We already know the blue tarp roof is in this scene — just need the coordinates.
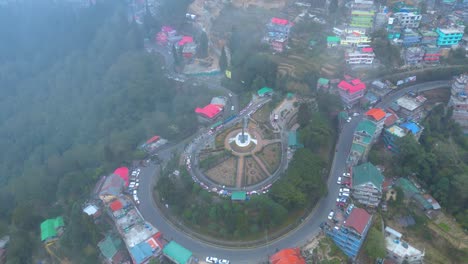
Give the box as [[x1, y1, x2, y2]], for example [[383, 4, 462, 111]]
[[400, 122, 421, 134], [130, 241, 154, 264]]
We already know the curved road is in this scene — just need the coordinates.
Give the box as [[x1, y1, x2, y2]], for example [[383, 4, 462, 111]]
[[138, 80, 451, 263]]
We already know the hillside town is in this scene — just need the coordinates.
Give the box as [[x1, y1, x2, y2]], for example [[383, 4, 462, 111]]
[[0, 0, 467, 264]]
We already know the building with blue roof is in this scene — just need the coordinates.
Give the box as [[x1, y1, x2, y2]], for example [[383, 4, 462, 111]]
[[383, 122, 423, 152], [130, 241, 154, 264]]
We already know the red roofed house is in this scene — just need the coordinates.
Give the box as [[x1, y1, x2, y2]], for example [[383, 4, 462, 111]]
[[365, 108, 387, 136], [109, 199, 123, 212], [327, 207, 372, 259], [178, 36, 193, 46], [269, 248, 306, 264], [338, 79, 367, 107], [146, 135, 160, 144], [195, 104, 223, 120], [113, 167, 129, 187]]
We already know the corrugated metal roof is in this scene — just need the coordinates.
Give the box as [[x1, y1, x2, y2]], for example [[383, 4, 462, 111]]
[[231, 191, 247, 201], [163, 241, 192, 264], [352, 162, 384, 191]]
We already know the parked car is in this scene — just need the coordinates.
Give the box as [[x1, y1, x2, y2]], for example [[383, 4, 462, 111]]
[[339, 192, 350, 197], [328, 210, 335, 220], [337, 177, 342, 184], [342, 172, 351, 177], [206, 257, 218, 263], [340, 188, 350, 193], [218, 259, 230, 264]]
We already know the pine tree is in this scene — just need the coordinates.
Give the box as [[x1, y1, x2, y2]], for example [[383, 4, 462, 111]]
[[219, 46, 228, 71]]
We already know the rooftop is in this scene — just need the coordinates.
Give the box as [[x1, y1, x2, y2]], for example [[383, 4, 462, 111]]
[[400, 122, 422, 134], [437, 27, 463, 34], [83, 204, 99, 216], [327, 36, 341, 42], [195, 104, 223, 119], [386, 125, 407, 138], [351, 142, 366, 154], [258, 87, 273, 96], [146, 135, 160, 144], [338, 79, 366, 93], [318, 77, 330, 85], [99, 174, 125, 199], [40, 216, 65, 242], [114, 167, 129, 187], [344, 207, 371, 235], [385, 226, 424, 259], [269, 248, 306, 264], [355, 119, 377, 136], [130, 241, 154, 264], [396, 96, 424, 111], [231, 191, 247, 201], [163, 241, 192, 264], [98, 234, 122, 260], [352, 162, 385, 191], [365, 108, 386, 121]]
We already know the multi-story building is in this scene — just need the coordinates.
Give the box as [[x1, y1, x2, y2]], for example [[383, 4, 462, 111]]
[[352, 162, 384, 207], [350, 10, 375, 29], [393, 12, 422, 28], [383, 122, 423, 152], [345, 47, 375, 64], [436, 27, 464, 47], [385, 226, 425, 264], [340, 31, 371, 46], [395, 95, 427, 121], [423, 45, 441, 63], [348, 120, 377, 166], [365, 108, 386, 136], [449, 74, 468, 133], [401, 29, 421, 47], [405, 47, 425, 65], [370, 80, 391, 98], [326, 206, 372, 259], [265, 17, 293, 52], [419, 30, 438, 45], [338, 79, 366, 107]]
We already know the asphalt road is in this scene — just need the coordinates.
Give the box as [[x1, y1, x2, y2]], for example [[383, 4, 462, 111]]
[[137, 80, 451, 263]]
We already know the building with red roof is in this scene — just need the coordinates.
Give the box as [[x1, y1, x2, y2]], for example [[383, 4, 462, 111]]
[[338, 79, 367, 107], [366, 108, 387, 136], [114, 167, 129, 187], [326, 206, 372, 259], [178, 36, 193, 46], [146, 136, 160, 144], [269, 248, 305, 264], [109, 199, 123, 212], [195, 104, 223, 120]]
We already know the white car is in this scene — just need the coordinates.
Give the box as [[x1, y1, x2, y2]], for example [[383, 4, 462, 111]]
[[218, 259, 230, 264], [328, 210, 335, 220], [342, 172, 351, 177], [339, 192, 350, 197], [337, 177, 342, 184], [133, 190, 137, 195], [340, 188, 350, 193], [206, 257, 218, 263], [353, 112, 360, 117], [228, 93, 233, 97]]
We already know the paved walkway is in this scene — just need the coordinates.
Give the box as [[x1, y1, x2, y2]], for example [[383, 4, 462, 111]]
[[236, 157, 244, 187]]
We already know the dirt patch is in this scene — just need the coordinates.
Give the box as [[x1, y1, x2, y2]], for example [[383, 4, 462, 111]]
[[244, 156, 268, 185], [205, 157, 237, 187], [257, 143, 281, 174]]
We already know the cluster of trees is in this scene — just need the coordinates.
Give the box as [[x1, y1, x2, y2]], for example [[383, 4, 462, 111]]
[[0, 0, 208, 263], [156, 94, 341, 241], [371, 30, 403, 68], [394, 105, 468, 228]]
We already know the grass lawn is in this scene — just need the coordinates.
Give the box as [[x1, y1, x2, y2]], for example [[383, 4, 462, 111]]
[[438, 222, 451, 232]]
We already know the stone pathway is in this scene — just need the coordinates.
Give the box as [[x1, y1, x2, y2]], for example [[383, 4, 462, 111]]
[[235, 156, 244, 188]]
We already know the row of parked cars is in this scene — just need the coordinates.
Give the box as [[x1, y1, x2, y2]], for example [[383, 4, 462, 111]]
[[206, 257, 229, 264], [129, 168, 141, 204], [328, 172, 352, 220]]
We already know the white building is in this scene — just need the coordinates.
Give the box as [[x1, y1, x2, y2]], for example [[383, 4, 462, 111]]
[[385, 226, 424, 264], [345, 48, 375, 64], [393, 12, 422, 29]]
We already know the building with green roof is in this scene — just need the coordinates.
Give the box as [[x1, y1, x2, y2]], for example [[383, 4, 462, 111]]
[[231, 191, 247, 201], [163, 241, 193, 264], [40, 216, 65, 243], [98, 234, 122, 261], [288, 131, 303, 149], [348, 120, 377, 166], [257, 87, 273, 97], [327, 36, 341, 47], [352, 162, 385, 207], [396, 178, 433, 210]]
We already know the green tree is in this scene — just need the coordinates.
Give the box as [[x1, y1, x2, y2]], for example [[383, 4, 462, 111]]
[[219, 46, 228, 71], [297, 103, 312, 127], [365, 228, 386, 260], [198, 32, 209, 58]]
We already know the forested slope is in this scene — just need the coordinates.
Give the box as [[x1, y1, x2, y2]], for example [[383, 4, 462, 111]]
[[0, 0, 206, 262]]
